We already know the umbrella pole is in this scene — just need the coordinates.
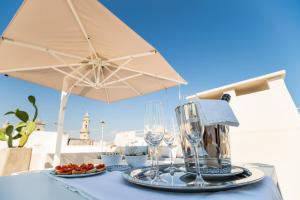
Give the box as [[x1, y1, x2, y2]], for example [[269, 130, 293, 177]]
[[54, 89, 70, 166]]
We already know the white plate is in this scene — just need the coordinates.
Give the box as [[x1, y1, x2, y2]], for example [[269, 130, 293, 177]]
[[49, 169, 106, 178], [202, 166, 244, 179], [175, 165, 244, 179]]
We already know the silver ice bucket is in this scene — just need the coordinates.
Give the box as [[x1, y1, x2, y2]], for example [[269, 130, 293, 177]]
[[175, 100, 238, 174]]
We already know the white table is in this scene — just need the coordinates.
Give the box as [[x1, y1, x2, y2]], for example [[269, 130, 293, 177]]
[[0, 163, 283, 200]]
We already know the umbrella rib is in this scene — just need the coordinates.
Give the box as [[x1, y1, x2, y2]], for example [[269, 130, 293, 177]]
[[66, 67, 95, 93], [99, 58, 132, 86], [103, 85, 129, 89], [66, 0, 97, 57], [75, 83, 93, 87], [52, 67, 92, 86], [101, 74, 142, 88], [49, 51, 94, 85], [102, 51, 186, 85], [103, 50, 157, 63], [92, 64, 97, 83], [76, 83, 129, 89], [103, 66, 142, 96], [0, 63, 84, 74], [97, 65, 101, 84], [100, 66, 110, 103], [108, 64, 187, 85], [1, 37, 87, 61], [69, 66, 94, 85]]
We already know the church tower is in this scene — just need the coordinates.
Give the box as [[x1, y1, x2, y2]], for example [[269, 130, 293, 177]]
[[80, 112, 90, 140]]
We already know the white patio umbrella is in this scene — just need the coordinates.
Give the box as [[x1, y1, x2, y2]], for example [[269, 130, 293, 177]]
[[0, 0, 187, 164]]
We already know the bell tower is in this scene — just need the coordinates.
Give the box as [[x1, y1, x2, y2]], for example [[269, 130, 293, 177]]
[[80, 112, 90, 140]]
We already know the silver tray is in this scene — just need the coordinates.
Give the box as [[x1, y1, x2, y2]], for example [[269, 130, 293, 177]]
[[123, 165, 264, 192]]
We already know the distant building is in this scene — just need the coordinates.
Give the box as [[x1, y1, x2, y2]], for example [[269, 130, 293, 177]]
[[114, 130, 146, 147], [80, 112, 90, 140], [68, 112, 94, 145]]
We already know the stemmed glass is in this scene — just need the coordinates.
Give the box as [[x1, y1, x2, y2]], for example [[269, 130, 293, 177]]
[[163, 119, 178, 175], [181, 102, 207, 186], [144, 101, 165, 183]]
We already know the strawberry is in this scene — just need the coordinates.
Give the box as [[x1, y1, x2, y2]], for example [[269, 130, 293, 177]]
[[96, 164, 105, 169]]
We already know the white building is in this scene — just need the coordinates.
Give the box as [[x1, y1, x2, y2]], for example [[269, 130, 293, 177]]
[[114, 130, 146, 147], [80, 112, 90, 140], [187, 70, 300, 200], [0, 129, 112, 170]]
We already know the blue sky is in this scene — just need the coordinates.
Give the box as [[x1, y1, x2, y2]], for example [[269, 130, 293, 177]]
[[0, 0, 300, 140]]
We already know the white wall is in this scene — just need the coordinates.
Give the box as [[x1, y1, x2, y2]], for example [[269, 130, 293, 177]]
[[189, 74, 300, 199], [224, 79, 300, 200], [230, 129, 299, 200], [229, 79, 300, 132], [1, 131, 111, 170]]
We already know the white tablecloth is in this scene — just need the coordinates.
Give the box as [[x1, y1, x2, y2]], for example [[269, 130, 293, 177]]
[[49, 171, 282, 200]]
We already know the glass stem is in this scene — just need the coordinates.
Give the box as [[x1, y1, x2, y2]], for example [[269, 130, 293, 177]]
[[155, 147, 159, 177], [193, 144, 205, 184], [150, 146, 154, 170], [170, 146, 173, 168]]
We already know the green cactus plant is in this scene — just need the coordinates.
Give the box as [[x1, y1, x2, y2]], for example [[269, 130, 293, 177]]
[[0, 128, 7, 141], [1, 96, 38, 148], [5, 125, 14, 148], [18, 121, 37, 147]]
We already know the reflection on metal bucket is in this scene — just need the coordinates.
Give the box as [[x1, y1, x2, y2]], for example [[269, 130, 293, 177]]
[[175, 105, 232, 174]]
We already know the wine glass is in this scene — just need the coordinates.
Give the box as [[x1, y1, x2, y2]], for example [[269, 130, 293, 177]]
[[181, 102, 207, 186], [163, 119, 178, 175], [144, 101, 165, 183], [144, 135, 155, 178]]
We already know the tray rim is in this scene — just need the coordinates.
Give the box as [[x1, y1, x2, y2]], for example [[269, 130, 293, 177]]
[[122, 165, 264, 192]]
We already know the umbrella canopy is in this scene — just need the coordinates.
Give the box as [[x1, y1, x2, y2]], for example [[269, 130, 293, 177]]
[[0, 0, 187, 164], [0, 0, 186, 103]]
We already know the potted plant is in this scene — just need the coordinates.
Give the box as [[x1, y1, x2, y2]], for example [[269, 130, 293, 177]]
[[0, 96, 38, 176]]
